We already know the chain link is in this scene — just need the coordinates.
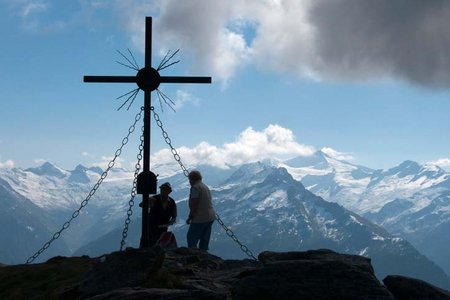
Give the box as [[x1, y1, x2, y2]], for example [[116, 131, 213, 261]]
[[119, 124, 145, 251], [25, 107, 145, 264], [215, 213, 258, 260], [151, 107, 190, 177], [151, 107, 258, 261]]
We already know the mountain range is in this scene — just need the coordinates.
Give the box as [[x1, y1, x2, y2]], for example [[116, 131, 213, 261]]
[[1, 155, 450, 289], [276, 151, 450, 276]]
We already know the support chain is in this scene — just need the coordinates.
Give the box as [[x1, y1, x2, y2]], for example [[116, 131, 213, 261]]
[[119, 124, 145, 251], [25, 107, 145, 264], [151, 107, 189, 177], [151, 107, 258, 261], [215, 213, 258, 260]]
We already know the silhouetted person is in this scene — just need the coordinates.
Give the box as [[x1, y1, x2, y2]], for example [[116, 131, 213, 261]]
[[140, 182, 177, 245], [186, 170, 216, 251]]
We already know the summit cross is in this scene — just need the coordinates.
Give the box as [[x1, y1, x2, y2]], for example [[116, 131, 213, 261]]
[[84, 16, 212, 248]]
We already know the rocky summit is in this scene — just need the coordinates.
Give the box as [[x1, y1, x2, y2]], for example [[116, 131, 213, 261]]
[[1, 247, 449, 300]]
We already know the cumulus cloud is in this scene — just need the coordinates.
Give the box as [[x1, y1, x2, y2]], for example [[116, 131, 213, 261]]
[[157, 0, 252, 84], [151, 124, 315, 169], [116, 0, 253, 84], [117, 0, 450, 87], [309, 0, 450, 87], [0, 159, 15, 169]]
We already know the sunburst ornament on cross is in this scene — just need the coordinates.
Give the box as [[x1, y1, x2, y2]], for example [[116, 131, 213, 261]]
[[83, 16, 212, 248]]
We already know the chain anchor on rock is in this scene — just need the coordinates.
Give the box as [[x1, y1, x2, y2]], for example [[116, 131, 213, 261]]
[[151, 106, 258, 261], [25, 107, 145, 264]]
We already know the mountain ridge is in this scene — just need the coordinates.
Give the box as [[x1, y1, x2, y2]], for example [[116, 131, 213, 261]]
[[1, 158, 450, 288]]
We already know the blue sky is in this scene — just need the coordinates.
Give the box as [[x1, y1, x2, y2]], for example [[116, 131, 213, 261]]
[[1, 0, 450, 172]]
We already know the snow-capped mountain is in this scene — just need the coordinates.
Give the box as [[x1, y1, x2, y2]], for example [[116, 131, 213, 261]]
[[0, 177, 69, 263], [0, 162, 136, 252], [1, 159, 450, 289], [1, 162, 133, 211], [71, 161, 450, 289], [277, 151, 450, 276], [209, 162, 450, 288], [279, 150, 374, 210]]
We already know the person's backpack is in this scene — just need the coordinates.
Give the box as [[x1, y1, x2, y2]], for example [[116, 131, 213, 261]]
[[157, 231, 177, 249]]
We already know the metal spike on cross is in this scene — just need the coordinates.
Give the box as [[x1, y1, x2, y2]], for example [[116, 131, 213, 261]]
[[84, 16, 212, 248]]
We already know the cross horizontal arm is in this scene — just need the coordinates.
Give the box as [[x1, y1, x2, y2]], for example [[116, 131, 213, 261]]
[[84, 76, 136, 83], [160, 76, 212, 84]]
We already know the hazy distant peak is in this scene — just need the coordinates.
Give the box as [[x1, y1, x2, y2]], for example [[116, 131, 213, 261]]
[[384, 160, 421, 178], [39, 161, 57, 169], [68, 164, 91, 184], [422, 163, 446, 174], [220, 161, 289, 188], [74, 164, 88, 172], [260, 157, 283, 167], [88, 166, 104, 175], [262, 166, 300, 188], [399, 160, 421, 169], [26, 162, 66, 178], [315, 149, 329, 157], [230, 161, 268, 177], [284, 151, 330, 169]]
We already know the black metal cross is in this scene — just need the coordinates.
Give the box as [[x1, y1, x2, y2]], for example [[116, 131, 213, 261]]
[[84, 16, 211, 248]]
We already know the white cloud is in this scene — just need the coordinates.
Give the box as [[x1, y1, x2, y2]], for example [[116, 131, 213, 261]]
[[155, 0, 249, 84], [81, 151, 89, 157], [115, 0, 253, 84], [153, 89, 199, 111], [0, 159, 15, 169], [92, 156, 125, 169], [22, 1, 48, 17], [34, 158, 47, 165], [321, 147, 354, 161], [428, 158, 450, 168], [151, 124, 315, 169], [172, 90, 199, 110], [116, 0, 450, 87], [5, 0, 68, 33]]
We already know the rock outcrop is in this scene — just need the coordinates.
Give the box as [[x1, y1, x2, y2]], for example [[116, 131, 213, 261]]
[[384, 275, 450, 300], [233, 249, 394, 299], [1, 247, 449, 299]]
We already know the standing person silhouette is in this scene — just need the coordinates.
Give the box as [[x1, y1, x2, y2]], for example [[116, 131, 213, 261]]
[[186, 170, 216, 251], [140, 182, 177, 246]]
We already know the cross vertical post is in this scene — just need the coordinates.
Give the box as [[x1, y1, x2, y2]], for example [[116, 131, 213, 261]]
[[84, 16, 211, 249], [141, 17, 152, 248]]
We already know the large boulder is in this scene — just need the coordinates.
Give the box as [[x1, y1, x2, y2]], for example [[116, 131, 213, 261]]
[[383, 275, 450, 300], [232, 249, 394, 300]]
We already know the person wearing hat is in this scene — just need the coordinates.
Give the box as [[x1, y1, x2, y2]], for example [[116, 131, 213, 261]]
[[140, 182, 177, 246]]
